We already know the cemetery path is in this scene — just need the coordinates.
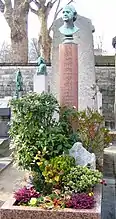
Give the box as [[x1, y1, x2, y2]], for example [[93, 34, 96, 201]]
[[0, 163, 25, 207]]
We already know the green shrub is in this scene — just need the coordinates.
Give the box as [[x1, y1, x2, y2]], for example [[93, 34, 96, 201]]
[[41, 155, 75, 186], [59, 107, 80, 144], [60, 107, 111, 170], [9, 92, 71, 170], [31, 154, 75, 193], [62, 165, 102, 193]]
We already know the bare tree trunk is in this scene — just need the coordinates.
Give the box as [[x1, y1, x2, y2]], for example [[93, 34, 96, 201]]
[[11, 1, 28, 63], [0, 0, 29, 63], [11, 16, 28, 63], [39, 11, 52, 63]]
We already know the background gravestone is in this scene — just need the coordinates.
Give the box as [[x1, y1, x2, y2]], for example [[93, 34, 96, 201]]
[[51, 14, 96, 110]]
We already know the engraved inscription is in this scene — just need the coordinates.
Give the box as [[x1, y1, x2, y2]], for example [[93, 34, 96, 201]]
[[60, 45, 78, 108]]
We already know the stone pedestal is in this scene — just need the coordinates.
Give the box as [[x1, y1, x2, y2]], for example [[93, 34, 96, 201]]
[[59, 43, 78, 108], [33, 74, 48, 94], [51, 16, 96, 110]]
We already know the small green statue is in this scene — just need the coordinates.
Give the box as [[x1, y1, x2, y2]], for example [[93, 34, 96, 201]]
[[37, 56, 47, 76], [59, 5, 79, 37], [15, 69, 23, 99]]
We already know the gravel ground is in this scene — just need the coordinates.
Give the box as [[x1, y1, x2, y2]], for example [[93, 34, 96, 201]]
[[0, 164, 25, 207]]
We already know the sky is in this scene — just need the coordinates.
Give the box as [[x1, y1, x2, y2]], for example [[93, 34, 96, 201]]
[[0, 0, 116, 55]]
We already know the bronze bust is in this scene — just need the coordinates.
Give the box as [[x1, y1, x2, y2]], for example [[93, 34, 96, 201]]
[[59, 5, 79, 37]]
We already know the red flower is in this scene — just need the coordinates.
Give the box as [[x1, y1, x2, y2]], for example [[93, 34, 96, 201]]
[[100, 179, 107, 186]]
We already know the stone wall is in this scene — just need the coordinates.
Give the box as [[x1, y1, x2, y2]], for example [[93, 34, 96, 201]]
[[96, 66, 115, 127], [0, 66, 51, 97], [0, 65, 115, 126]]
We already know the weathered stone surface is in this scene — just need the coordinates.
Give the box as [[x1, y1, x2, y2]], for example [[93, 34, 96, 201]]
[[51, 15, 96, 110], [69, 142, 96, 169], [103, 146, 116, 178], [101, 178, 116, 219], [0, 66, 51, 97], [101, 146, 116, 219], [96, 66, 115, 125], [0, 138, 10, 157], [59, 44, 78, 108]]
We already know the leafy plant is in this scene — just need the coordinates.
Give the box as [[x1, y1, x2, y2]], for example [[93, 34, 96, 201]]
[[29, 192, 65, 209], [59, 106, 80, 144], [60, 107, 111, 153], [62, 166, 102, 193], [41, 155, 75, 187], [60, 107, 111, 170], [14, 187, 40, 205], [65, 192, 95, 209], [75, 108, 111, 153], [9, 92, 71, 170]]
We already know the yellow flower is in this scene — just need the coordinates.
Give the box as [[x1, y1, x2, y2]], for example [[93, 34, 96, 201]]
[[30, 198, 37, 206], [54, 175, 60, 182], [37, 161, 43, 166], [88, 192, 94, 197]]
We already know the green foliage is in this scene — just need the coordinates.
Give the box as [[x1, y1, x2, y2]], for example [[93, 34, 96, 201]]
[[75, 108, 111, 152], [60, 107, 111, 155], [9, 92, 71, 170], [59, 107, 81, 144], [41, 155, 75, 186], [62, 166, 102, 193]]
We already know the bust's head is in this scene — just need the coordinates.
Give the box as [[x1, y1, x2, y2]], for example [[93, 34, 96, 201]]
[[16, 69, 22, 77], [37, 57, 45, 66], [62, 5, 77, 23]]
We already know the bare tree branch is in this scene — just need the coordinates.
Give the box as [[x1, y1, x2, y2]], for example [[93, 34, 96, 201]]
[[31, 0, 41, 9], [49, 0, 74, 32], [46, 0, 61, 17], [48, 0, 61, 32], [1, 0, 13, 28], [46, 1, 54, 16], [32, 38, 39, 56], [29, 5, 38, 15], [0, 0, 13, 13], [4, 0, 12, 10], [39, 0, 46, 5], [0, 0, 4, 13], [28, 0, 33, 3], [51, 0, 58, 4]]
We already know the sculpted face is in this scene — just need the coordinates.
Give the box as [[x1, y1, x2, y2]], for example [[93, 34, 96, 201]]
[[59, 5, 79, 37], [37, 57, 45, 65], [62, 7, 74, 22]]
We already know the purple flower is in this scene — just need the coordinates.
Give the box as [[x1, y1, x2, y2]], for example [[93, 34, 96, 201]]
[[65, 193, 95, 209], [14, 187, 40, 204]]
